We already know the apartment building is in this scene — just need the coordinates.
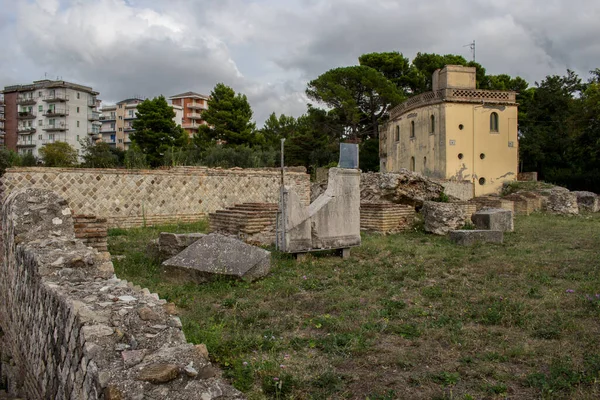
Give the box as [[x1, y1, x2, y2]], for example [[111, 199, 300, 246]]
[[1, 80, 100, 158], [0, 94, 5, 147], [98, 98, 183, 150], [168, 92, 209, 137]]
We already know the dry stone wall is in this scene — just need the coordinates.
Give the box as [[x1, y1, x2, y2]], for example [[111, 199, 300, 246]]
[[0, 188, 243, 400], [0, 167, 309, 228]]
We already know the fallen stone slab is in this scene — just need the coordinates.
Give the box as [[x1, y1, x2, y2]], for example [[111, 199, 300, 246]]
[[449, 230, 503, 246], [572, 191, 599, 213], [471, 208, 514, 232], [162, 233, 271, 283]]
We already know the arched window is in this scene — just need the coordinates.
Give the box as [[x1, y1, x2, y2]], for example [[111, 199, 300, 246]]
[[490, 112, 499, 132], [410, 121, 415, 138], [430, 115, 435, 134], [410, 157, 415, 172], [395, 125, 400, 141]]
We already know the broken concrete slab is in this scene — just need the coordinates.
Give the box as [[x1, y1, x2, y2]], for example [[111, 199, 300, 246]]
[[162, 233, 270, 283], [471, 208, 514, 232], [572, 191, 599, 213], [449, 230, 503, 246], [281, 168, 361, 253]]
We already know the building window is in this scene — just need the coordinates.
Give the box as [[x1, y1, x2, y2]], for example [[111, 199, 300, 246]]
[[118, 139, 123, 143], [110, 134, 116, 142], [38, 91, 42, 97], [110, 123, 115, 130], [410, 157, 415, 172], [395, 126, 400, 141], [77, 92, 80, 99], [38, 135, 42, 140], [490, 112, 499, 132], [77, 135, 80, 141], [49, 118, 55, 126], [38, 105, 43, 112], [430, 115, 435, 134], [77, 121, 80, 128], [410, 121, 415, 138], [423, 156, 427, 170], [129, 110, 135, 118], [118, 128, 123, 132], [77, 107, 80, 113], [110, 112, 116, 119], [118, 104, 123, 109], [38, 120, 43, 126]]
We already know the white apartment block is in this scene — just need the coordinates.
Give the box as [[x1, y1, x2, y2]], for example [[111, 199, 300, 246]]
[[2, 80, 100, 159]]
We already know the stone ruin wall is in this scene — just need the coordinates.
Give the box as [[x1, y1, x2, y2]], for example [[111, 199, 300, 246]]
[[0, 188, 243, 399], [0, 166, 310, 228]]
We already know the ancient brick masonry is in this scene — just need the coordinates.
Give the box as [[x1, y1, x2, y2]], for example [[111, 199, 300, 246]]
[[0, 166, 310, 229], [208, 203, 278, 245], [0, 188, 243, 399], [360, 203, 416, 234], [74, 215, 108, 252]]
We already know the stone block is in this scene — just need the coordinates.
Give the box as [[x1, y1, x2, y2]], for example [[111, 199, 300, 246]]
[[157, 232, 205, 259], [162, 233, 271, 282], [421, 201, 469, 235], [471, 208, 514, 232], [544, 191, 579, 215], [449, 230, 503, 246], [572, 191, 599, 213]]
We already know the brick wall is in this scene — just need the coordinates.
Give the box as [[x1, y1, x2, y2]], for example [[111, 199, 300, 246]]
[[73, 214, 108, 252], [0, 166, 310, 228], [0, 188, 242, 399]]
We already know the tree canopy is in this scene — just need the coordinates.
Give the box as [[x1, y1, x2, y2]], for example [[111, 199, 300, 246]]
[[39, 141, 78, 167], [194, 83, 258, 148], [130, 95, 188, 167]]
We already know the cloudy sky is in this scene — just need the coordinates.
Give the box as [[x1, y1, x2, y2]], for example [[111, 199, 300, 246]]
[[1, 0, 598, 125]]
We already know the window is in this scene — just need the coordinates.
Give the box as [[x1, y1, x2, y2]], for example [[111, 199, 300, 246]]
[[410, 157, 415, 172], [118, 139, 123, 143], [110, 112, 116, 119], [118, 128, 123, 132], [38, 91, 42, 97], [77, 135, 80, 141], [129, 110, 134, 118], [77, 107, 80, 113], [38, 135, 42, 140], [110, 123, 115, 130], [430, 115, 435, 134], [118, 104, 123, 109], [49, 134, 55, 140], [38, 120, 42, 126], [38, 105, 43, 112], [77, 92, 80, 99], [118, 116, 122, 120], [49, 118, 55, 126], [395, 126, 400, 141], [110, 134, 116, 142], [77, 121, 80, 128], [410, 121, 415, 138], [423, 156, 427, 170], [490, 112, 499, 132]]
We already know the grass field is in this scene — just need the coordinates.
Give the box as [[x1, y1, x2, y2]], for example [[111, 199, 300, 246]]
[[108, 213, 600, 399]]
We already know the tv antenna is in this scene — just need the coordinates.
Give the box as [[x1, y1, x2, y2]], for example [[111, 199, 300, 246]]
[[463, 40, 475, 62]]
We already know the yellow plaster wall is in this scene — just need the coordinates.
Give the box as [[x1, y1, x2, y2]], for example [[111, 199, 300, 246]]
[[384, 104, 445, 177], [444, 103, 518, 196]]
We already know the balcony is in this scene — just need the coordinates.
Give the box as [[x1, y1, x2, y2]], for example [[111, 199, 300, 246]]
[[18, 111, 36, 119], [186, 112, 203, 120], [100, 127, 116, 133], [43, 123, 68, 131], [182, 122, 201, 130], [124, 126, 135, 132], [88, 111, 100, 121], [43, 108, 69, 117], [17, 127, 36, 134], [17, 140, 36, 147], [17, 96, 36, 105], [187, 101, 206, 110], [43, 93, 69, 102], [99, 115, 116, 121], [88, 97, 98, 107]]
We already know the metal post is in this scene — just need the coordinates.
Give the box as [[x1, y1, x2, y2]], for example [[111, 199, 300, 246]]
[[277, 139, 286, 251]]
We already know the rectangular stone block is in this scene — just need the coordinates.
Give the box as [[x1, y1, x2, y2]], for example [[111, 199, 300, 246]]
[[471, 208, 514, 232], [449, 230, 503, 246]]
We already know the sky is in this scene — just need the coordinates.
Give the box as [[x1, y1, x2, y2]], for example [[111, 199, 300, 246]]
[[1, 0, 599, 125]]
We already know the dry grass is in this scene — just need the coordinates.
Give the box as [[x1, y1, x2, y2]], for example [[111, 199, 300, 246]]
[[109, 212, 600, 399]]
